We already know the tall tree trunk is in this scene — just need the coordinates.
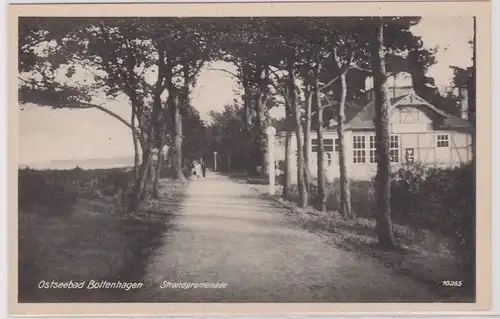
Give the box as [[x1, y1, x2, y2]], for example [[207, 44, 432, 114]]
[[338, 72, 353, 218], [303, 84, 313, 195], [282, 101, 294, 200], [152, 152, 164, 196], [290, 64, 308, 208], [128, 46, 166, 213], [371, 20, 397, 250], [314, 82, 326, 211], [142, 93, 164, 201], [128, 131, 155, 214], [252, 63, 269, 176], [139, 150, 154, 201], [152, 109, 167, 198], [255, 92, 266, 174], [172, 92, 185, 180], [131, 106, 140, 181], [251, 94, 263, 175], [242, 62, 252, 172]]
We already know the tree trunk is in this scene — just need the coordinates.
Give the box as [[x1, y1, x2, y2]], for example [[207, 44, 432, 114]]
[[303, 84, 313, 195], [290, 64, 308, 208], [152, 152, 164, 196], [242, 63, 252, 172], [314, 82, 326, 211], [128, 139, 154, 214], [172, 92, 185, 180], [282, 102, 293, 200], [254, 91, 267, 174], [371, 20, 397, 250], [131, 107, 140, 181], [152, 124, 167, 198], [252, 63, 269, 176], [338, 72, 353, 218]]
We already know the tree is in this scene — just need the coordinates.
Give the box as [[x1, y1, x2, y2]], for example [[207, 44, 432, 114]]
[[18, 18, 214, 211], [299, 18, 358, 215], [148, 18, 214, 181], [207, 103, 250, 171], [18, 17, 158, 213], [214, 18, 277, 175], [289, 59, 308, 208], [371, 18, 398, 249]]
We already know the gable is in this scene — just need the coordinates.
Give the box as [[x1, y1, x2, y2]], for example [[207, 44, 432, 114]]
[[390, 106, 433, 124], [343, 91, 472, 131]]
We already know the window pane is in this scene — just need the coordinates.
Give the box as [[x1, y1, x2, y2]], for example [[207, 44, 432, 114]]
[[437, 134, 449, 148], [390, 149, 399, 162], [370, 150, 377, 163], [324, 139, 334, 145]]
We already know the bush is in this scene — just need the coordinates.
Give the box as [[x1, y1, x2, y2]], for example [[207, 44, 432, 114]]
[[18, 169, 78, 217], [391, 163, 475, 243], [285, 162, 475, 252], [18, 167, 134, 217]]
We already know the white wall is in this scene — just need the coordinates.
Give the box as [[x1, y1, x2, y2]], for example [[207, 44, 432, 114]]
[[274, 105, 473, 183]]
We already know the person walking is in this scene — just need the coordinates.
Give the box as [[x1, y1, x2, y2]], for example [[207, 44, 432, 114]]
[[201, 160, 206, 178]]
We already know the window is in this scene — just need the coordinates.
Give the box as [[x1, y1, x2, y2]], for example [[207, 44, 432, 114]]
[[353, 136, 366, 163], [390, 135, 399, 163], [312, 138, 334, 152], [400, 107, 419, 123], [369, 135, 398, 163], [324, 139, 334, 152], [437, 134, 449, 148], [369, 135, 377, 163], [326, 153, 332, 166]]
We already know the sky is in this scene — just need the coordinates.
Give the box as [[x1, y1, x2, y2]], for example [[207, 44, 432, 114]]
[[19, 16, 474, 166]]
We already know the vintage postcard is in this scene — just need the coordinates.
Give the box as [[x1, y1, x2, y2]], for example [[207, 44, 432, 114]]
[[8, 1, 492, 317]]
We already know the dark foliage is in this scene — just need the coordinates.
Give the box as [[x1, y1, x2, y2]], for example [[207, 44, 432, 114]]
[[18, 167, 134, 217], [286, 163, 475, 262]]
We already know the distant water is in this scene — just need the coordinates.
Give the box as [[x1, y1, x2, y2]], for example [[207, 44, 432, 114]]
[[19, 156, 136, 170]]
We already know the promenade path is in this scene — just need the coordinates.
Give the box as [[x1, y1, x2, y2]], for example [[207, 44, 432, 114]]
[[137, 172, 436, 302]]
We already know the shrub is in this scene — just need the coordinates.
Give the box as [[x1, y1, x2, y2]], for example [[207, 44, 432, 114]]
[[390, 163, 475, 244], [18, 169, 78, 217], [18, 167, 135, 217], [284, 162, 475, 252]]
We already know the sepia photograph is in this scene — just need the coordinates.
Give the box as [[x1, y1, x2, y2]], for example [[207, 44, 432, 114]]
[[9, 1, 492, 316]]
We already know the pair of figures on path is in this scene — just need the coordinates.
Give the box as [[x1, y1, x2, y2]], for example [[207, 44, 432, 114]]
[[190, 160, 206, 178]]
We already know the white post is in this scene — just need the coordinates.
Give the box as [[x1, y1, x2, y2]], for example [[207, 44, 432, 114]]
[[266, 126, 276, 195], [213, 151, 218, 172]]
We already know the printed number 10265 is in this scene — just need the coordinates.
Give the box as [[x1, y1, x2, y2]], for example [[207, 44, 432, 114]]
[[442, 280, 463, 287]]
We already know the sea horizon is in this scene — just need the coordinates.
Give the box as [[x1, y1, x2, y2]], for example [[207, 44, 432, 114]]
[[18, 155, 136, 170]]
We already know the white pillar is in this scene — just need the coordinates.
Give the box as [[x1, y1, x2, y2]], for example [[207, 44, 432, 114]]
[[213, 151, 218, 171], [266, 126, 276, 195]]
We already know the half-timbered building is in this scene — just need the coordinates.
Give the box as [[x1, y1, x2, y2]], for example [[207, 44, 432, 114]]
[[275, 71, 474, 182]]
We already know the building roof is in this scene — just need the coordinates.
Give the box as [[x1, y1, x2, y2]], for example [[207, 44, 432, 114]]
[[326, 90, 473, 132]]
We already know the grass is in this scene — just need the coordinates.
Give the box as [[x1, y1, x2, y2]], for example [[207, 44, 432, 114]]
[[18, 168, 187, 302]]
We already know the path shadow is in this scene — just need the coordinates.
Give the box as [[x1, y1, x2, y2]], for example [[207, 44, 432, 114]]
[[17, 178, 185, 303]]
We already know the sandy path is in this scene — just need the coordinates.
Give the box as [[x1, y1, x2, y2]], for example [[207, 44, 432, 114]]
[[136, 172, 436, 302]]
